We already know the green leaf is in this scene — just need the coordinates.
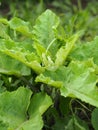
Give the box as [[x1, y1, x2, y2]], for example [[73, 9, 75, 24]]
[[35, 69, 63, 88], [0, 39, 44, 74], [52, 115, 89, 130], [36, 60, 98, 107], [0, 18, 9, 25], [9, 17, 33, 38], [33, 9, 60, 55], [28, 92, 53, 117], [70, 36, 98, 65], [59, 97, 70, 116], [65, 116, 89, 130], [91, 108, 98, 130], [0, 51, 30, 76], [52, 116, 70, 130], [0, 87, 32, 130], [60, 61, 98, 107], [55, 32, 80, 67], [0, 23, 10, 39], [33, 42, 49, 62], [0, 87, 52, 130], [16, 114, 43, 130]]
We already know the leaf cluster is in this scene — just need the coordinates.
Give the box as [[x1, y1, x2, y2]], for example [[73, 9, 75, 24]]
[[0, 1, 98, 130]]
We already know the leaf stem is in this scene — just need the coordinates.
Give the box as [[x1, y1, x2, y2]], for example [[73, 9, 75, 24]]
[[46, 38, 56, 54]]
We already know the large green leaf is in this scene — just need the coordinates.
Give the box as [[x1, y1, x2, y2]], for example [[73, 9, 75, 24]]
[[0, 17, 45, 74], [36, 60, 98, 107], [33, 9, 60, 55], [61, 60, 98, 107], [0, 38, 44, 74], [0, 87, 32, 130], [0, 87, 52, 130]]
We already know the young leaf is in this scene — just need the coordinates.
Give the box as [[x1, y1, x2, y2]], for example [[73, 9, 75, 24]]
[[55, 32, 80, 67]]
